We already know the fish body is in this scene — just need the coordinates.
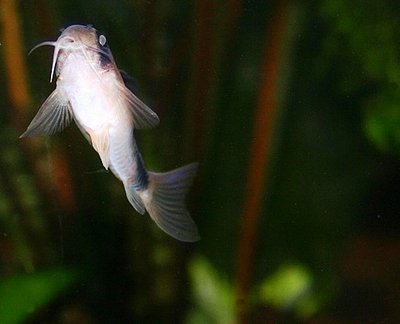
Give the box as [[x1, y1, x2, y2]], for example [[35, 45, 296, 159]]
[[21, 25, 199, 242]]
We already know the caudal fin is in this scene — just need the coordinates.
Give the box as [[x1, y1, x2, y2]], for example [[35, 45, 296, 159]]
[[141, 163, 200, 242]]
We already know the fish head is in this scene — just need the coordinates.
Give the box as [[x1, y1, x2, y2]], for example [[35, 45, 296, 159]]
[[30, 24, 114, 82]]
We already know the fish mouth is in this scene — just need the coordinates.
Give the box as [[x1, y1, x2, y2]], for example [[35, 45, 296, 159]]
[[29, 38, 113, 83]]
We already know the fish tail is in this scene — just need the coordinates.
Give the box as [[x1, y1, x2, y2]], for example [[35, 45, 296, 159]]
[[140, 162, 200, 242]]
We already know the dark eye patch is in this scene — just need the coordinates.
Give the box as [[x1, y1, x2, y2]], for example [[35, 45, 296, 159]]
[[99, 50, 112, 69], [95, 33, 112, 69]]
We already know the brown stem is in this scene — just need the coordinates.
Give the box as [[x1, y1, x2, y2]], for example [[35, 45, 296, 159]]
[[0, 0, 31, 119], [183, 0, 215, 161], [184, 0, 244, 164], [234, 1, 289, 322], [1, 0, 77, 264]]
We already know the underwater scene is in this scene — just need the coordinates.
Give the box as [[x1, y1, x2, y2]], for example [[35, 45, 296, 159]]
[[1, 0, 400, 323]]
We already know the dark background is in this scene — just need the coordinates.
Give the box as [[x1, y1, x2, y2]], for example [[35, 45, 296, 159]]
[[1, 0, 400, 322]]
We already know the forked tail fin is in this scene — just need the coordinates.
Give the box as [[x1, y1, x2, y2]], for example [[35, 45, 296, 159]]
[[141, 163, 200, 242]]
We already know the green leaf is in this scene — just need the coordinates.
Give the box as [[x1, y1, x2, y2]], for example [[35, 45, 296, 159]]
[[0, 268, 79, 324], [364, 90, 400, 154], [258, 263, 320, 318], [187, 257, 235, 324]]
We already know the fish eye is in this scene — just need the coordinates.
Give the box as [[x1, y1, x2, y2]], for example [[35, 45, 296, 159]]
[[99, 35, 107, 46]]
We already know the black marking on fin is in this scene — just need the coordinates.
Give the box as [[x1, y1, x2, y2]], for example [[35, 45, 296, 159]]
[[133, 151, 149, 191]]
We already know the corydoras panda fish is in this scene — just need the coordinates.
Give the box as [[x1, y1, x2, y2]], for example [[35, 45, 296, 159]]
[[21, 24, 199, 242]]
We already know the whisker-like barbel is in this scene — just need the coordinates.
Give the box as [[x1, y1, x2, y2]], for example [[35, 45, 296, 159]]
[[28, 41, 56, 55], [29, 41, 60, 82]]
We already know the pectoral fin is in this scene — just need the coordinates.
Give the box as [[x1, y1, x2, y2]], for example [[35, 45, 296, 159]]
[[20, 90, 72, 137], [87, 128, 110, 169], [117, 82, 159, 129], [120, 69, 139, 95]]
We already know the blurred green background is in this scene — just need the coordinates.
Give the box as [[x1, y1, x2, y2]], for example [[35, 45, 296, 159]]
[[1, 0, 400, 323]]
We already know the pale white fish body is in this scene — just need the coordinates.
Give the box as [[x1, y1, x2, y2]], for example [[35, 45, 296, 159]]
[[21, 24, 200, 242], [57, 49, 134, 171], [58, 54, 124, 131]]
